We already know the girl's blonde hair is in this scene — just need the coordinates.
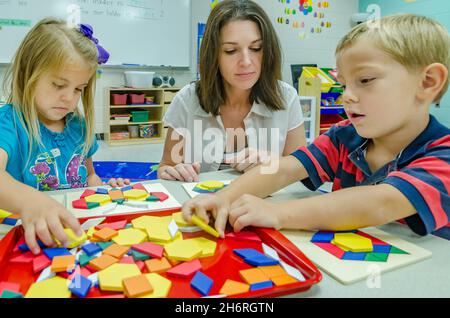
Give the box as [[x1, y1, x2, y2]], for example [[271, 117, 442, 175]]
[[3, 17, 98, 161], [336, 14, 450, 103]]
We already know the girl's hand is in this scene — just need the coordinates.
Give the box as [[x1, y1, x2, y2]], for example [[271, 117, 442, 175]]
[[182, 193, 231, 238], [21, 195, 82, 255], [107, 178, 131, 188], [228, 194, 281, 232], [225, 148, 271, 173], [159, 163, 201, 182]]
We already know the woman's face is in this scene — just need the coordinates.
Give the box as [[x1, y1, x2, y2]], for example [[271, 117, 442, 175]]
[[219, 19, 263, 92]]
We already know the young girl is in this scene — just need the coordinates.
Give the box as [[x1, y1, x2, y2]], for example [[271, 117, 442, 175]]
[[0, 18, 110, 254]]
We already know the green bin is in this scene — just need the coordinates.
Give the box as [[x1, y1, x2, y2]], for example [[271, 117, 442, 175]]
[[131, 110, 149, 123]]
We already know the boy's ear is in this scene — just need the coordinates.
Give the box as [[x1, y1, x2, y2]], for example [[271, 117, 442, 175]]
[[418, 63, 448, 103]]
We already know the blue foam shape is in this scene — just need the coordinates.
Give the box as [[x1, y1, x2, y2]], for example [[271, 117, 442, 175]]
[[233, 248, 264, 260], [342, 252, 367, 261], [69, 274, 92, 298], [190, 271, 213, 296], [244, 255, 279, 266], [2, 218, 19, 226], [311, 232, 334, 243], [19, 240, 46, 252], [96, 188, 109, 194], [372, 245, 391, 253], [193, 187, 215, 194], [250, 280, 273, 291], [81, 243, 102, 256], [43, 247, 71, 260], [121, 185, 133, 191]]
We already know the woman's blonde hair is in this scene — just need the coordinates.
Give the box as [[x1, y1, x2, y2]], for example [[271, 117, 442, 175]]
[[336, 14, 450, 103], [196, 0, 283, 116], [3, 17, 98, 162]]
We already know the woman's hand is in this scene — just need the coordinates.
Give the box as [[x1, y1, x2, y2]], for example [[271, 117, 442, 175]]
[[182, 193, 231, 237], [159, 163, 201, 182], [20, 195, 83, 255]]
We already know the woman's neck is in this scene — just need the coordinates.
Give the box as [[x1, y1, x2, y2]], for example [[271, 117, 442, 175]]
[[223, 84, 252, 110]]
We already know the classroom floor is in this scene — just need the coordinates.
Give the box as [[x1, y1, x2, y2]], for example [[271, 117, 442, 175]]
[[94, 141, 164, 163]]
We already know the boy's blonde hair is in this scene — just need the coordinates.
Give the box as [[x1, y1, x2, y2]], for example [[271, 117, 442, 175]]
[[336, 14, 450, 103], [3, 17, 98, 161]]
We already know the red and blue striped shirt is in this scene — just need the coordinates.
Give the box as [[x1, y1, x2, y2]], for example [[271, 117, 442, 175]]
[[291, 115, 450, 239]]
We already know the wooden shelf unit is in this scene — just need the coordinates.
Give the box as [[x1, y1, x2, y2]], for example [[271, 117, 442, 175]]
[[105, 87, 180, 146]]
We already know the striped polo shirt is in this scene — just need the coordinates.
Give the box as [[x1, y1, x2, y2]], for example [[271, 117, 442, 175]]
[[291, 115, 450, 239]]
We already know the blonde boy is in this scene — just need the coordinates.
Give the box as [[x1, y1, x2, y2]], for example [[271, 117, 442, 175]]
[[182, 14, 450, 239]]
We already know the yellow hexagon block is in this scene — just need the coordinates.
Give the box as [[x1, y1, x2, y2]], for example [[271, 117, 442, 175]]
[[151, 232, 183, 246], [164, 239, 202, 261], [146, 225, 172, 243], [123, 189, 148, 201], [54, 228, 87, 249], [140, 273, 172, 298], [85, 194, 112, 206], [333, 233, 373, 253], [198, 180, 224, 190], [172, 212, 191, 227], [132, 216, 165, 230], [189, 237, 217, 258], [112, 228, 147, 246], [25, 277, 71, 298], [98, 263, 141, 292]]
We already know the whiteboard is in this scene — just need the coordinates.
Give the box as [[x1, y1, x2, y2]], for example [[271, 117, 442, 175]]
[[0, 0, 191, 67]]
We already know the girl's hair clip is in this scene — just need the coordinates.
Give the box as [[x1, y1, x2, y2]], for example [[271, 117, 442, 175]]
[[79, 23, 110, 65]]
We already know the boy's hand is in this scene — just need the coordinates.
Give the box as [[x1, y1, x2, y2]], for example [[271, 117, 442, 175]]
[[182, 193, 231, 238], [229, 194, 281, 232], [225, 148, 271, 173], [21, 195, 82, 255], [107, 178, 131, 188], [159, 163, 201, 182]]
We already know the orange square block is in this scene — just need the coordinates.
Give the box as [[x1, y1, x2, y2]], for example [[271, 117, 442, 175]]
[[271, 275, 298, 286], [89, 254, 118, 271], [93, 228, 118, 242], [109, 190, 125, 201], [258, 265, 286, 279], [103, 244, 130, 259], [239, 268, 269, 284], [123, 275, 153, 298], [219, 279, 249, 296], [51, 255, 76, 273], [145, 257, 172, 274]]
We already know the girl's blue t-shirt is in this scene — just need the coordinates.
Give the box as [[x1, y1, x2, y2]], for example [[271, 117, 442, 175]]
[[0, 104, 98, 191]]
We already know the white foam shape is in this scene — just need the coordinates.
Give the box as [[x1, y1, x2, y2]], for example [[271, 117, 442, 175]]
[[36, 266, 56, 283], [168, 220, 179, 238], [81, 217, 106, 231], [280, 260, 306, 282], [262, 243, 280, 260]]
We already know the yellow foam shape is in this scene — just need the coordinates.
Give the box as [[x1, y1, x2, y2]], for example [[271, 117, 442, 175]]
[[123, 189, 148, 201], [112, 228, 147, 246], [198, 180, 224, 190], [0, 209, 12, 219], [331, 239, 349, 252], [25, 277, 71, 298], [146, 225, 172, 243], [85, 194, 112, 206], [333, 233, 373, 253], [191, 215, 219, 238], [150, 232, 183, 247], [54, 228, 87, 249], [140, 273, 172, 298], [86, 227, 96, 239], [164, 239, 203, 261], [98, 263, 141, 292], [132, 216, 165, 230], [189, 237, 217, 258], [172, 212, 191, 227]]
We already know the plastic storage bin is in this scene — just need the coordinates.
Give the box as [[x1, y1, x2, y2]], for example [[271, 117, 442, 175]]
[[139, 124, 158, 138], [129, 93, 145, 105], [127, 126, 139, 138], [124, 71, 155, 88], [131, 110, 149, 123], [111, 93, 128, 105]]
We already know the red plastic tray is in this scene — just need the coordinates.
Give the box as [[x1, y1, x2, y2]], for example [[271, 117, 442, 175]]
[[0, 210, 322, 298]]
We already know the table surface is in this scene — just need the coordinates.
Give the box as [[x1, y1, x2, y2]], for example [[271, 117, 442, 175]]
[[39, 169, 450, 298]]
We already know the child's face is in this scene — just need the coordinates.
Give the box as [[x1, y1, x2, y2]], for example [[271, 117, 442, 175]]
[[34, 61, 93, 126], [336, 38, 424, 139], [219, 19, 263, 93]]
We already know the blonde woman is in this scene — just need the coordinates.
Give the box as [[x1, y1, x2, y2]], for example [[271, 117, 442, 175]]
[[0, 18, 110, 254], [159, 0, 306, 182]]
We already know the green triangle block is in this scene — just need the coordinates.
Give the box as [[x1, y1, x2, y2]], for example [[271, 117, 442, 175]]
[[113, 199, 125, 205], [97, 241, 114, 250], [130, 250, 151, 261], [79, 253, 96, 267], [87, 202, 101, 209], [1, 290, 23, 298], [146, 196, 160, 202], [125, 223, 133, 229], [390, 246, 409, 255], [365, 252, 389, 262]]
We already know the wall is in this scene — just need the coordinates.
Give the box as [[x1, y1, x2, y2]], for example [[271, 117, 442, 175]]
[[0, 0, 359, 134], [359, 0, 450, 127]]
